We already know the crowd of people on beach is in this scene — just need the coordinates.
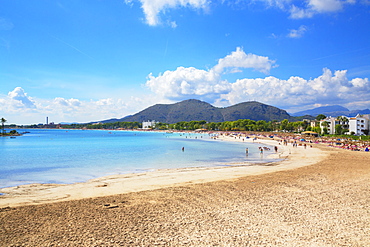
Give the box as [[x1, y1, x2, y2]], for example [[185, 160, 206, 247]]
[[211, 131, 370, 152], [164, 129, 370, 152]]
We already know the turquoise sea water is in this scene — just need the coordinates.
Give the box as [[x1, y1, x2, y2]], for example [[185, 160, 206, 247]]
[[0, 129, 276, 188]]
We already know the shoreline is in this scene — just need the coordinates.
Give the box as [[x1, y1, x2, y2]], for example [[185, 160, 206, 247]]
[[1, 133, 369, 246], [0, 135, 327, 208]]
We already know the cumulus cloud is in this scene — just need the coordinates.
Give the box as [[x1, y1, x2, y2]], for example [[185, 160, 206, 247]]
[[96, 98, 114, 106], [222, 68, 370, 110], [213, 47, 276, 74], [146, 66, 230, 101], [146, 47, 276, 101], [53, 97, 81, 107], [287, 25, 308, 38], [0, 87, 151, 124], [2, 66, 369, 124], [145, 47, 370, 111], [289, 5, 315, 18], [289, 0, 356, 18], [308, 0, 344, 12], [169, 21, 177, 28], [127, 0, 365, 26], [254, 0, 359, 19], [127, 0, 209, 26], [43, 97, 132, 122], [7, 87, 36, 109]]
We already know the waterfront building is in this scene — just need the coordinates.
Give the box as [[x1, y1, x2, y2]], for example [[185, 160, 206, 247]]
[[349, 114, 370, 135], [319, 114, 369, 135], [142, 120, 158, 129]]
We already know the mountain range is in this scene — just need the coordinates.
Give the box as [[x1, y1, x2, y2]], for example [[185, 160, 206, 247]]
[[292, 105, 370, 117], [93, 99, 369, 124], [97, 99, 294, 124]]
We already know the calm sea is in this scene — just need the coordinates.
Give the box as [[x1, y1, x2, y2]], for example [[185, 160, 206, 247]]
[[0, 129, 276, 188]]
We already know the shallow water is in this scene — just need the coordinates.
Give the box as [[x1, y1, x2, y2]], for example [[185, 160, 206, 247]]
[[0, 129, 276, 188]]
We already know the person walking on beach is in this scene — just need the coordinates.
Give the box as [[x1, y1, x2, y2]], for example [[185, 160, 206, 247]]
[[274, 146, 278, 152]]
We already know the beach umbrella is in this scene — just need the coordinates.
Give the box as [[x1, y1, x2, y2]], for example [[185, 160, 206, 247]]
[[301, 131, 319, 137]]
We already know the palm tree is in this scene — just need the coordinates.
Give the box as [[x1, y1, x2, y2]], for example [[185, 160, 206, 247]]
[[1, 118, 6, 135], [342, 117, 349, 129], [336, 116, 349, 130], [321, 121, 329, 135]]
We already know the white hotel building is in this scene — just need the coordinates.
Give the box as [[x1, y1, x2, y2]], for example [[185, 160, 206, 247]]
[[142, 120, 158, 129], [320, 114, 370, 135], [349, 114, 370, 136]]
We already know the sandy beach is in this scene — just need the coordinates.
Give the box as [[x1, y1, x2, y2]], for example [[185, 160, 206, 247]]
[[1, 135, 369, 246], [0, 135, 325, 208]]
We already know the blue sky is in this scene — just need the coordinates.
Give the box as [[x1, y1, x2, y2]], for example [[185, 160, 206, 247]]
[[1, 0, 370, 124]]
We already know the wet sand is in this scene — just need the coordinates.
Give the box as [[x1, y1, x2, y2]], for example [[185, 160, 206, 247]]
[[0, 136, 324, 208], [0, 138, 369, 246]]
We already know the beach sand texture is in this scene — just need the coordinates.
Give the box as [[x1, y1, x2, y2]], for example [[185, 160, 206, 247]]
[[0, 139, 369, 246]]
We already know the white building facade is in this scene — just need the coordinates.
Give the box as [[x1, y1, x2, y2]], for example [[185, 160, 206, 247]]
[[349, 114, 370, 135], [319, 117, 340, 134], [142, 120, 158, 129], [319, 114, 369, 135]]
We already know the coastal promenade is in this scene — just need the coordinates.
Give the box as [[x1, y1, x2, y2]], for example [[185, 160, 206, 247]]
[[0, 132, 369, 246]]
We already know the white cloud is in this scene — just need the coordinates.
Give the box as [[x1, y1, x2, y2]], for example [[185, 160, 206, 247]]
[[289, 5, 314, 18], [129, 0, 209, 26], [254, 0, 359, 19], [0, 87, 158, 124], [262, 0, 291, 9], [96, 98, 114, 106], [308, 0, 344, 12], [222, 68, 370, 110], [146, 66, 230, 101], [287, 25, 308, 38], [2, 65, 369, 124], [7, 87, 36, 109], [212, 47, 276, 74], [146, 46, 370, 111], [146, 47, 276, 101], [53, 97, 81, 107], [128, 0, 365, 25], [289, 0, 358, 18], [169, 21, 178, 28]]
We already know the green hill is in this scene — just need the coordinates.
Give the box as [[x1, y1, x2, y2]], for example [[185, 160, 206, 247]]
[[221, 101, 291, 122], [100, 99, 293, 124]]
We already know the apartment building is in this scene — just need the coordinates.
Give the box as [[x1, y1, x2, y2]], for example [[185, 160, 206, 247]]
[[319, 114, 369, 135], [349, 114, 370, 135], [142, 120, 158, 129], [319, 117, 341, 135]]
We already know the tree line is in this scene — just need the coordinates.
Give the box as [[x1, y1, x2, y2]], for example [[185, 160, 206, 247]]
[[62, 119, 314, 133], [61, 114, 357, 136], [0, 118, 20, 136], [62, 122, 142, 130], [6, 113, 365, 136]]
